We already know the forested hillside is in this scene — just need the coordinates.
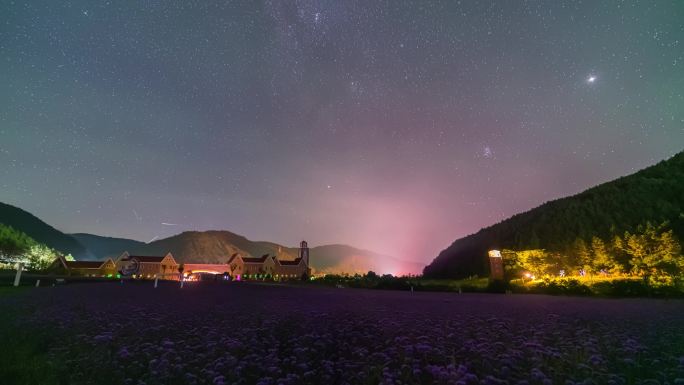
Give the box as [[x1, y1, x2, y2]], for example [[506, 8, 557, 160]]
[[424, 152, 684, 278], [0, 202, 89, 259]]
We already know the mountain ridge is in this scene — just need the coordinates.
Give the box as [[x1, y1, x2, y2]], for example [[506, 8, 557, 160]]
[[0, 202, 422, 275], [0, 202, 90, 259], [423, 151, 684, 278], [78, 230, 424, 275]]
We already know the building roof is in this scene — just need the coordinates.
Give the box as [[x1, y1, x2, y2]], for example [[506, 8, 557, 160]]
[[242, 255, 270, 264], [226, 253, 240, 264], [123, 255, 166, 263], [278, 257, 303, 266], [183, 263, 230, 272], [65, 260, 105, 269]]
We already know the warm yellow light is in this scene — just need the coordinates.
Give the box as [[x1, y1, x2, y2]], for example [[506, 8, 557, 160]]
[[488, 250, 502, 258]]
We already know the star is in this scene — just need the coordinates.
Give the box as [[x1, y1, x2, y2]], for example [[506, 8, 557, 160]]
[[587, 75, 597, 83], [482, 146, 493, 159]]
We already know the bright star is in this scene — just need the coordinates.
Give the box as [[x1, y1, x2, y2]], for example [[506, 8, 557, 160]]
[[587, 75, 597, 83], [482, 146, 493, 159]]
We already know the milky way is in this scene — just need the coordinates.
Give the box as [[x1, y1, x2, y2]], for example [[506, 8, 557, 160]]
[[1, 1, 682, 264]]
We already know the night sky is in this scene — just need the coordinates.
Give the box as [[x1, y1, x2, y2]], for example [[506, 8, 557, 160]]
[[2, 1, 683, 264]]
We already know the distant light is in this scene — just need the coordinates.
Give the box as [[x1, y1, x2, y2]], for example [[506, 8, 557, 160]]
[[482, 146, 493, 159], [587, 75, 597, 83], [488, 250, 502, 258]]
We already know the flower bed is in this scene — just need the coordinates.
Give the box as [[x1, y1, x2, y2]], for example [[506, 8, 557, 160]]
[[3, 282, 684, 384]]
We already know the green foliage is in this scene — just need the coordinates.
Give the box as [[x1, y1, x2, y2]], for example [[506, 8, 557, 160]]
[[520, 278, 593, 296], [314, 274, 490, 292], [620, 222, 683, 280], [0, 224, 33, 260], [0, 307, 60, 384], [590, 236, 620, 274], [0, 201, 89, 258], [501, 221, 684, 290], [572, 238, 592, 273], [26, 244, 58, 271], [517, 249, 555, 276], [424, 151, 684, 279], [0, 224, 60, 271]]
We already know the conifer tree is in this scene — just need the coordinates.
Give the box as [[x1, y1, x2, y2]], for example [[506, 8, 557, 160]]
[[591, 236, 620, 274]]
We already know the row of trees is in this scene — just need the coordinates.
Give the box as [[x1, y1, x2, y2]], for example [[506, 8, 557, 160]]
[[0, 224, 69, 270], [504, 221, 683, 284]]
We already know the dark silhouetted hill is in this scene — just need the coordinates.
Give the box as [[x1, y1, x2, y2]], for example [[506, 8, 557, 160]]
[[0, 202, 90, 258], [129, 231, 423, 275], [423, 151, 684, 279], [1, 203, 423, 275], [285, 244, 424, 276], [71, 233, 146, 260], [131, 230, 296, 264]]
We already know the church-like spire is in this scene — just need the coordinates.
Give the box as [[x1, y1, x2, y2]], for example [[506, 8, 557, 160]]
[[299, 240, 309, 266]]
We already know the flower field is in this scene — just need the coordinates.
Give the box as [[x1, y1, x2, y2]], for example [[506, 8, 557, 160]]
[[2, 282, 684, 384]]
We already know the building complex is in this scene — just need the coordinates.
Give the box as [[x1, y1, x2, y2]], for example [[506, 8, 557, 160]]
[[49, 241, 312, 281]]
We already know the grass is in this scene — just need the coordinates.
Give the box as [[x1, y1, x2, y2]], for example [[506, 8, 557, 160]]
[[0, 293, 61, 384], [0, 286, 32, 297], [410, 277, 490, 291]]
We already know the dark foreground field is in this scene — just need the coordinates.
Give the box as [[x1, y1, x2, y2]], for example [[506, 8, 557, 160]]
[[2, 282, 684, 385]]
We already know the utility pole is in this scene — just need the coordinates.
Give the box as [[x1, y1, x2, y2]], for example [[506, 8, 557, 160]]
[[13, 262, 23, 287]]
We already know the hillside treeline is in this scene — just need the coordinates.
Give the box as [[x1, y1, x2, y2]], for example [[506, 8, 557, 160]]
[[424, 152, 684, 279], [503, 221, 683, 285], [0, 224, 68, 270]]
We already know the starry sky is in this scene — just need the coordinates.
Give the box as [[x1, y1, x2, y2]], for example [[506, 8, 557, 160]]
[[1, 1, 683, 265]]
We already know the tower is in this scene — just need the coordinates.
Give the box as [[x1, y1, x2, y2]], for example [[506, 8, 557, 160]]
[[488, 250, 504, 280], [299, 240, 309, 266]]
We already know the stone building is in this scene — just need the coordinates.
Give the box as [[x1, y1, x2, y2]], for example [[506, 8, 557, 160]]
[[226, 240, 311, 280], [115, 252, 179, 278], [49, 255, 117, 277]]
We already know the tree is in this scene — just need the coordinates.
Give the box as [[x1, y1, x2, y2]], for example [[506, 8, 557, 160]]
[[624, 228, 649, 276], [26, 243, 58, 270], [529, 230, 541, 249], [645, 227, 683, 281], [0, 224, 32, 261], [516, 249, 553, 277], [572, 238, 592, 274], [622, 222, 684, 283], [0, 224, 59, 270], [612, 235, 631, 271], [591, 237, 620, 274]]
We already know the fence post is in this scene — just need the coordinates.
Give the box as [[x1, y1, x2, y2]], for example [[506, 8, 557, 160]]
[[13, 263, 23, 287], [35, 279, 41, 287], [154, 274, 159, 288]]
